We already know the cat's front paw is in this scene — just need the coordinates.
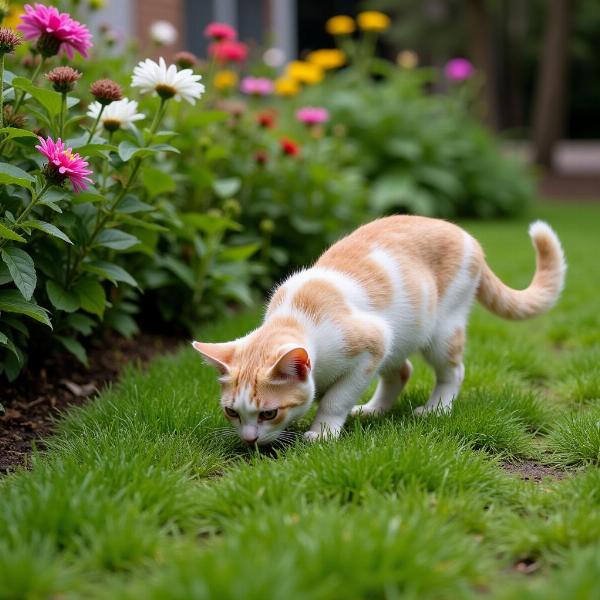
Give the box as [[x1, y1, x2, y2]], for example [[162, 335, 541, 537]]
[[351, 404, 382, 417], [304, 431, 321, 443]]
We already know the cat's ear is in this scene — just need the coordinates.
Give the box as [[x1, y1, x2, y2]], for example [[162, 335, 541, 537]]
[[192, 341, 235, 376], [269, 346, 311, 383]]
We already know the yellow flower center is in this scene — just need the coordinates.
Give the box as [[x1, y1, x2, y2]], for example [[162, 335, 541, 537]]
[[63, 149, 75, 161]]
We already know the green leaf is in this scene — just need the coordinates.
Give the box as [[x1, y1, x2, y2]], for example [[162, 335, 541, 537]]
[[118, 142, 179, 162], [0, 290, 51, 328], [0, 162, 35, 190], [117, 196, 154, 214], [22, 220, 73, 244], [181, 212, 241, 234], [1, 247, 36, 301], [11, 76, 63, 116], [74, 278, 106, 317], [56, 335, 88, 366], [185, 111, 229, 127], [0, 222, 26, 243], [118, 140, 141, 162], [75, 143, 117, 158], [0, 127, 38, 142], [0, 262, 13, 284], [46, 280, 80, 312], [0, 332, 8, 345], [94, 229, 140, 250], [219, 243, 260, 262], [82, 261, 138, 287], [159, 256, 195, 289], [105, 311, 138, 338], [213, 177, 241, 199], [141, 167, 176, 198], [65, 313, 95, 336]]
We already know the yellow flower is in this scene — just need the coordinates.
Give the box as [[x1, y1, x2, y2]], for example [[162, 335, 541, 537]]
[[397, 50, 418, 70], [307, 49, 346, 70], [357, 11, 391, 32], [274, 77, 300, 97], [286, 61, 324, 85], [214, 70, 238, 90], [2, 3, 24, 29], [325, 15, 355, 36]]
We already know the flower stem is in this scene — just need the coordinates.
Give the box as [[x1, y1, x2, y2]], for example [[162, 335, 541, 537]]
[[58, 91, 67, 139], [0, 54, 5, 129], [67, 98, 169, 283], [0, 182, 51, 249], [86, 104, 105, 143], [12, 58, 44, 115]]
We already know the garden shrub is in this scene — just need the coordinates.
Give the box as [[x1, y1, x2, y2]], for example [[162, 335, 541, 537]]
[[0, 4, 534, 380]]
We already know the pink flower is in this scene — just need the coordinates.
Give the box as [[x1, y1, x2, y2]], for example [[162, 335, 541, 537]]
[[204, 22, 237, 41], [444, 58, 474, 82], [208, 40, 248, 64], [240, 76, 274, 96], [18, 3, 92, 59], [296, 107, 330, 126], [36, 136, 93, 193]]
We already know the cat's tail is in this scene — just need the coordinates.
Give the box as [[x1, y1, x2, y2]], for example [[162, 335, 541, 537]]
[[476, 221, 566, 320]]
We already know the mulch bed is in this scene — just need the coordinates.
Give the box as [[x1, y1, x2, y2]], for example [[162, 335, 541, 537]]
[[0, 333, 182, 475], [539, 173, 600, 201]]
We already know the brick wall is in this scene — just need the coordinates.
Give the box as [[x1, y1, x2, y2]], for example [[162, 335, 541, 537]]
[[134, 0, 185, 57]]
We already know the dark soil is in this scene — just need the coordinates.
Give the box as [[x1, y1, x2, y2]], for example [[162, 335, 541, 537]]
[[0, 333, 182, 475], [502, 459, 566, 483]]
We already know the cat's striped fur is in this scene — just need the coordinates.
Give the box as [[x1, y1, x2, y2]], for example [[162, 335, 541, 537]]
[[194, 216, 566, 444]]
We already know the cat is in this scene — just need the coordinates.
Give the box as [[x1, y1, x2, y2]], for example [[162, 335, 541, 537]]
[[193, 216, 566, 445]]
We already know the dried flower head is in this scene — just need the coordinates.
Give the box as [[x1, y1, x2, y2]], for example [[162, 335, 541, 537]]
[[90, 79, 122, 105], [46, 66, 81, 93], [175, 51, 198, 69], [3, 105, 26, 128], [0, 27, 21, 55]]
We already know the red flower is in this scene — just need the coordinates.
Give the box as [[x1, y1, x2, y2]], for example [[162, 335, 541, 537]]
[[256, 110, 276, 129], [255, 149, 268, 165], [208, 40, 248, 64], [280, 137, 299, 157], [204, 22, 237, 42]]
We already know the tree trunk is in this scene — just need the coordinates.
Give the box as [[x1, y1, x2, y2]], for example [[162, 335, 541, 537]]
[[466, 0, 499, 130], [532, 0, 573, 169]]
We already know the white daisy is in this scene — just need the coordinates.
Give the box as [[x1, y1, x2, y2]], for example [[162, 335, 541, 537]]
[[131, 57, 205, 105], [150, 20, 178, 46], [87, 98, 146, 132]]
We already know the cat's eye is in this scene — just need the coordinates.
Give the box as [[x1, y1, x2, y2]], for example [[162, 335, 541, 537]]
[[224, 407, 239, 418], [259, 409, 278, 421]]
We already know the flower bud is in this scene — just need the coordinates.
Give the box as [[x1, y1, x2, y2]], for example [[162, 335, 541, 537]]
[[260, 219, 275, 234], [46, 66, 82, 93], [223, 198, 241, 218], [90, 79, 123, 105], [0, 27, 21, 55]]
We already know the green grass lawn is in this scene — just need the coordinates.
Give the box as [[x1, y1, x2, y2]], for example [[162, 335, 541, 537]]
[[2, 202, 600, 600]]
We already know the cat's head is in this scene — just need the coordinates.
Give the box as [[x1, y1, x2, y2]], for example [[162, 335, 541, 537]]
[[192, 340, 315, 445]]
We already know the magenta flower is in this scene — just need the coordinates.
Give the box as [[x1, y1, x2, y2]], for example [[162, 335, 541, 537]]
[[204, 22, 237, 41], [18, 3, 93, 59], [444, 58, 474, 82], [36, 137, 93, 193], [296, 107, 330, 126], [240, 76, 274, 96]]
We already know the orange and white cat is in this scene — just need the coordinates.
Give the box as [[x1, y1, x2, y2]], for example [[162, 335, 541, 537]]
[[193, 216, 565, 445]]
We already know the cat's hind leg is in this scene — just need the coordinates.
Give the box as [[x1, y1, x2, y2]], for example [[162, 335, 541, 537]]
[[414, 326, 465, 416], [351, 359, 413, 417]]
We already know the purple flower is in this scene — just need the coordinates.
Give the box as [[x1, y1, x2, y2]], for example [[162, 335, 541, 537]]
[[444, 58, 474, 82], [240, 76, 274, 96]]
